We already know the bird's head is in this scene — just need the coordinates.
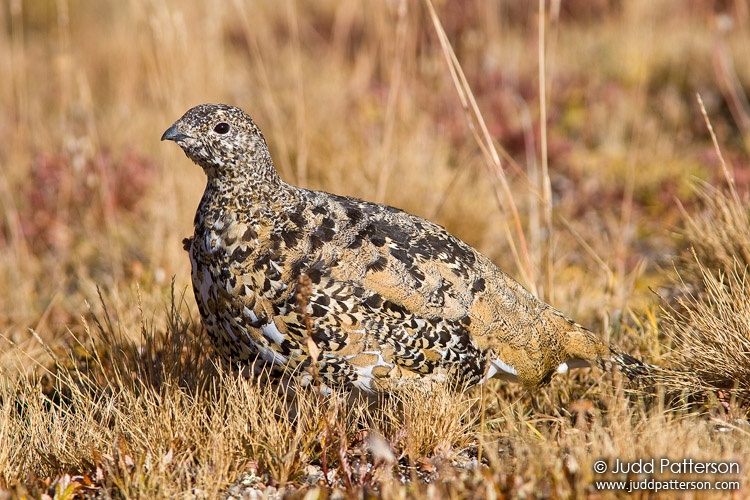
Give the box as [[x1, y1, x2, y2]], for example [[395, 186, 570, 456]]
[[162, 104, 276, 181]]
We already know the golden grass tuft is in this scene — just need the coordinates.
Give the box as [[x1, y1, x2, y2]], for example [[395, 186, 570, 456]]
[[656, 185, 750, 405], [662, 259, 750, 401], [683, 184, 750, 275]]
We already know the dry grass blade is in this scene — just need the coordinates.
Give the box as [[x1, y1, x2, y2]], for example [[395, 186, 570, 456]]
[[423, 0, 535, 291], [696, 93, 740, 205], [537, 0, 554, 302]]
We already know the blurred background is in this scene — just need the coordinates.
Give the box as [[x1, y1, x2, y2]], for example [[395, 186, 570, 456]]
[[1, 0, 749, 367]]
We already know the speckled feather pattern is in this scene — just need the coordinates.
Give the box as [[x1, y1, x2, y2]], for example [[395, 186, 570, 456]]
[[162, 104, 649, 392]]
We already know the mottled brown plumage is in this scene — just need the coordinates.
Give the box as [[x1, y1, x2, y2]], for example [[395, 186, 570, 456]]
[[162, 103, 650, 393]]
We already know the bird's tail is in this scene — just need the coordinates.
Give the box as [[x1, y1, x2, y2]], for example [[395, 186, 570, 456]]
[[563, 323, 666, 383], [558, 317, 685, 390], [602, 346, 667, 382]]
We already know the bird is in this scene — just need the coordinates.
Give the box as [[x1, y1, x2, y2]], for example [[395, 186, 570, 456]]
[[161, 103, 652, 393]]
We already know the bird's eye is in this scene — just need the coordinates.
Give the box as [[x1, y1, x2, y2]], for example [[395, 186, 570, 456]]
[[213, 122, 230, 134]]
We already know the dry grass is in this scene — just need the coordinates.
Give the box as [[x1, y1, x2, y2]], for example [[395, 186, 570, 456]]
[[658, 185, 750, 405], [662, 258, 750, 401], [683, 184, 750, 274], [2, 0, 750, 497]]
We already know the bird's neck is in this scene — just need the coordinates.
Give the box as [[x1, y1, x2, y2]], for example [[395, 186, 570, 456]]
[[196, 161, 297, 227], [207, 157, 289, 196]]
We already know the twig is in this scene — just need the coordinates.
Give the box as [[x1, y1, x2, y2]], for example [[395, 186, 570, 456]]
[[696, 93, 740, 205], [375, 0, 408, 203], [423, 0, 534, 289], [296, 274, 321, 384], [538, 0, 554, 302]]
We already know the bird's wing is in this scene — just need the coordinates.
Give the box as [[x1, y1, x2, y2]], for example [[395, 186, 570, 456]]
[[263, 192, 503, 387], [287, 191, 612, 388], [311, 193, 487, 318], [297, 268, 488, 391], [242, 189, 605, 389]]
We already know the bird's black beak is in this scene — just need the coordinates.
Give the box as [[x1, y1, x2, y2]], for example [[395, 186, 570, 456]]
[[161, 124, 190, 142]]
